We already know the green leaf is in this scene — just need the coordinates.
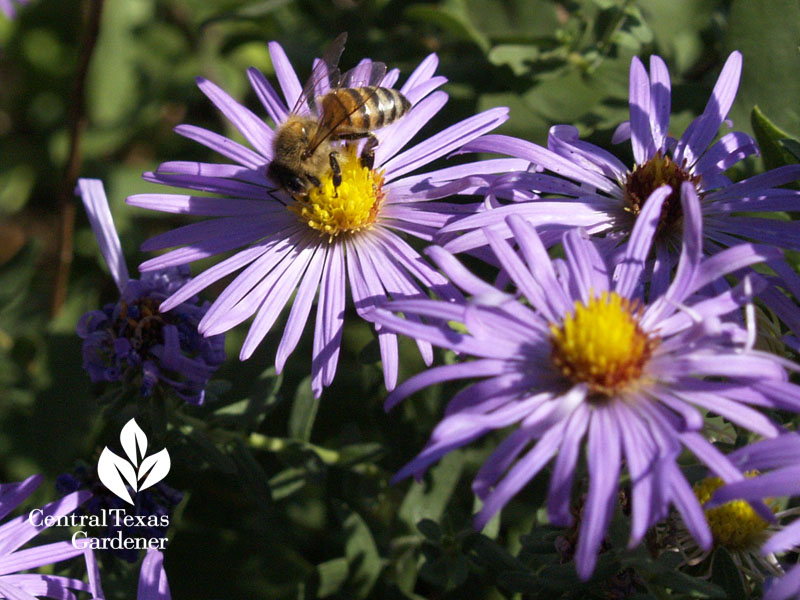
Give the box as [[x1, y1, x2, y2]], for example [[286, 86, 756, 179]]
[[399, 451, 464, 528], [751, 106, 800, 181], [342, 508, 383, 599], [310, 557, 349, 598], [650, 570, 727, 598], [269, 467, 308, 501], [782, 138, 800, 162], [405, 0, 490, 52], [711, 548, 749, 600], [288, 376, 318, 442], [725, 0, 800, 139], [230, 440, 273, 509]]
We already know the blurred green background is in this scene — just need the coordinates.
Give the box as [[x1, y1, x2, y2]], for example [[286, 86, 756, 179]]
[[1, 0, 799, 598]]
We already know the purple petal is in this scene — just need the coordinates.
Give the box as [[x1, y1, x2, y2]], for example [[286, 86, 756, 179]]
[[128, 193, 275, 217], [548, 125, 628, 182], [648, 55, 671, 152], [546, 403, 591, 526], [575, 408, 620, 580], [76, 179, 130, 291], [196, 77, 274, 157], [268, 41, 303, 111], [628, 56, 655, 164], [174, 124, 265, 169], [311, 241, 346, 396], [613, 186, 671, 298], [247, 67, 289, 126], [0, 476, 41, 522], [675, 52, 742, 167], [138, 549, 171, 600]]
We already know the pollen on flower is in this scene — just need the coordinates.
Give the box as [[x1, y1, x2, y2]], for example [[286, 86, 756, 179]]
[[290, 145, 385, 239], [694, 473, 774, 551], [623, 152, 702, 240], [549, 291, 658, 397]]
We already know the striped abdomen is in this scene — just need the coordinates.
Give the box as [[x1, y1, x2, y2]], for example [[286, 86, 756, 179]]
[[319, 86, 411, 134]]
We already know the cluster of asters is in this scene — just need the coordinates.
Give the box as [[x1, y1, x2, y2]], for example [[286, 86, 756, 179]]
[[69, 40, 800, 597]]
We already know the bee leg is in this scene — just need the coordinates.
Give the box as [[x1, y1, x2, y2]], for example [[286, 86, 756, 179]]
[[329, 152, 342, 196], [360, 134, 378, 170]]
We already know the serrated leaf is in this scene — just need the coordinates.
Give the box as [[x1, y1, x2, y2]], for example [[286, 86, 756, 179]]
[[751, 106, 800, 183], [288, 376, 318, 442]]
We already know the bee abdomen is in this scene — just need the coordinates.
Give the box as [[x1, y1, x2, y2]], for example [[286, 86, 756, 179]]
[[325, 87, 411, 132]]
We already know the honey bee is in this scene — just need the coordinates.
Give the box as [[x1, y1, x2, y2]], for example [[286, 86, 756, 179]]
[[268, 32, 411, 196]]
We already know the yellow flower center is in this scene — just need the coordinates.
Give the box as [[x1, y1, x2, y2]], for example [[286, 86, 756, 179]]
[[549, 291, 658, 397], [622, 152, 702, 240], [289, 145, 384, 239], [694, 473, 774, 551]]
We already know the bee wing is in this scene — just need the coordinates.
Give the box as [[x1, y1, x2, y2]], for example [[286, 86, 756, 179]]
[[341, 60, 387, 88], [304, 61, 389, 156], [289, 32, 348, 116]]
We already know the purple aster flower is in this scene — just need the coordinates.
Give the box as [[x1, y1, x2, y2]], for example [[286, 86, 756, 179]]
[[369, 182, 800, 580], [0, 0, 28, 19], [138, 549, 171, 600], [440, 52, 800, 329], [77, 179, 225, 404], [57, 463, 182, 563], [710, 434, 800, 600], [0, 474, 104, 599], [126, 39, 514, 397]]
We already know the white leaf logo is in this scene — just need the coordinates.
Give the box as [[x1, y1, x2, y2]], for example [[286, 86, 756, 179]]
[[97, 418, 171, 505]]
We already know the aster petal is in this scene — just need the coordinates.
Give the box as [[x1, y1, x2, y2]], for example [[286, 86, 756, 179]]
[[648, 55, 671, 152], [128, 193, 274, 217], [675, 51, 742, 167], [474, 419, 566, 529], [457, 135, 620, 195], [764, 563, 800, 600], [247, 66, 289, 125], [383, 107, 510, 182], [155, 161, 266, 186], [268, 41, 303, 110], [728, 433, 800, 470], [693, 131, 757, 178], [393, 393, 551, 482], [196, 77, 274, 157], [138, 549, 171, 600], [139, 215, 282, 252], [375, 91, 448, 169], [174, 124, 265, 170], [0, 476, 41, 522], [712, 466, 800, 506], [400, 53, 439, 95], [0, 491, 90, 557], [444, 372, 540, 416], [425, 245, 512, 301], [613, 185, 671, 298], [546, 403, 591, 526], [76, 179, 130, 291], [548, 125, 629, 181], [311, 240, 346, 395], [562, 228, 609, 303], [239, 239, 319, 360], [689, 243, 782, 293], [675, 389, 781, 437], [197, 229, 312, 334], [0, 542, 86, 576], [0, 574, 93, 599], [575, 408, 621, 581], [628, 56, 655, 164], [614, 404, 659, 545], [666, 461, 712, 550], [705, 164, 800, 201], [0, 580, 36, 600], [159, 243, 272, 312], [142, 171, 269, 200], [708, 216, 800, 251], [276, 246, 326, 373], [384, 359, 512, 411]]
